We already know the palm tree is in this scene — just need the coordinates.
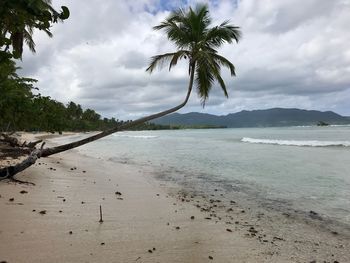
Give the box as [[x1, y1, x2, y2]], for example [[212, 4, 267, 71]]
[[147, 5, 241, 105], [40, 4, 241, 157], [1, 4, 241, 179], [1, 0, 69, 58]]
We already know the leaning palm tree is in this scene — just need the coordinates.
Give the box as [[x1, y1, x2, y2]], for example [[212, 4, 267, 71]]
[[0, 4, 241, 179]]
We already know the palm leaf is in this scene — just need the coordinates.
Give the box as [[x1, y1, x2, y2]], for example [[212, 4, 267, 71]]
[[146, 51, 185, 73]]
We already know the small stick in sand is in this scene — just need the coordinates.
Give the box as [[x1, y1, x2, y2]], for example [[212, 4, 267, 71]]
[[99, 205, 103, 223]]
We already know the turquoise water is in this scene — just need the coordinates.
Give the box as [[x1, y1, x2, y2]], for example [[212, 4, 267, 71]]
[[53, 126, 350, 226]]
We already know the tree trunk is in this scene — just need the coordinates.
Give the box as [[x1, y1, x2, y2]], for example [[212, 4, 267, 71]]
[[41, 63, 196, 157], [0, 63, 196, 181]]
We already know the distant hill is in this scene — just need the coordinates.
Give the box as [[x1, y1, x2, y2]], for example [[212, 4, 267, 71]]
[[152, 108, 350, 128]]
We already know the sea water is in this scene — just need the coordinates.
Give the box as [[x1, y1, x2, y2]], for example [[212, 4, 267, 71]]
[[52, 126, 350, 226]]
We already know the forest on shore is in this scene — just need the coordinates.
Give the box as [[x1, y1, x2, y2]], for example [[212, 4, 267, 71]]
[[0, 68, 171, 133]]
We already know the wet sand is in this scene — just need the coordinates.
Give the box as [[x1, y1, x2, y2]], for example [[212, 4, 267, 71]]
[[0, 134, 349, 262]]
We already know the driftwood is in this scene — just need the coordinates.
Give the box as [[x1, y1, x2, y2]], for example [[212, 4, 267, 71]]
[[0, 134, 45, 184], [0, 133, 21, 147], [0, 133, 42, 149]]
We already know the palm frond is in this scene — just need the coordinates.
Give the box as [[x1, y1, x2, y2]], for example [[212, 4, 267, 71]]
[[195, 54, 215, 105], [23, 28, 36, 53], [168, 50, 190, 71], [212, 53, 236, 76], [146, 50, 190, 73], [205, 21, 242, 47]]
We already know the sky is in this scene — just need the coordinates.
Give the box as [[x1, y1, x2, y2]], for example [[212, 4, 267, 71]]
[[18, 0, 350, 119]]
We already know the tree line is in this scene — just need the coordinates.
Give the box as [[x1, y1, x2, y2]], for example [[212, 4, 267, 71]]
[[0, 61, 168, 132]]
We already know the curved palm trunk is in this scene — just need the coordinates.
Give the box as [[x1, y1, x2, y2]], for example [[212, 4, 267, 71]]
[[41, 64, 196, 157]]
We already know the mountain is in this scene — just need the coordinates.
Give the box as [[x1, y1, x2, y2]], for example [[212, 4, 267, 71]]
[[152, 108, 350, 128]]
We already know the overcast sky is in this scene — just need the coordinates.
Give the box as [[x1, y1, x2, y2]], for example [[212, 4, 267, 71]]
[[19, 0, 350, 119]]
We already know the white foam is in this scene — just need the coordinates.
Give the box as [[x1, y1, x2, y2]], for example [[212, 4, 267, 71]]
[[113, 134, 158, 139], [241, 137, 350, 147]]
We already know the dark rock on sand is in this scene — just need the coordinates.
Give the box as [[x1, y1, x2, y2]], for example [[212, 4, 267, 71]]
[[248, 227, 258, 234], [209, 256, 213, 260], [9, 198, 14, 202], [20, 190, 28, 194], [191, 216, 195, 220], [39, 210, 46, 215], [309, 210, 322, 220], [148, 249, 153, 253]]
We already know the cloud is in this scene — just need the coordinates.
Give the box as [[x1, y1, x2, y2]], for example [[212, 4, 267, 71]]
[[17, 0, 350, 119]]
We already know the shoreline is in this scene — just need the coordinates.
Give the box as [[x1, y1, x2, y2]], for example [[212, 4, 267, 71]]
[[0, 134, 349, 262]]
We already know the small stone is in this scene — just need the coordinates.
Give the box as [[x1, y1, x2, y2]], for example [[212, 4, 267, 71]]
[[20, 190, 28, 194], [9, 198, 14, 202], [63, 199, 66, 202], [39, 210, 46, 215], [148, 249, 153, 253], [32, 209, 36, 212], [190, 216, 195, 220], [175, 226, 180, 230], [59, 210, 62, 213], [82, 171, 86, 173], [115, 191, 122, 196], [100, 242, 105, 245], [209, 256, 213, 260], [69, 231, 73, 235], [152, 247, 156, 251], [226, 228, 232, 232]]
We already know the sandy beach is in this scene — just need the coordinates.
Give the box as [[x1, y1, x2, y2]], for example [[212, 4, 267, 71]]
[[0, 134, 349, 262]]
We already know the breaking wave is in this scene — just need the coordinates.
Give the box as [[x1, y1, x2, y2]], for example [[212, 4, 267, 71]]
[[241, 137, 350, 147], [113, 134, 158, 139]]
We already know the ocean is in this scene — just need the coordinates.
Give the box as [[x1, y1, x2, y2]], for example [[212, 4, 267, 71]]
[[53, 126, 350, 228]]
